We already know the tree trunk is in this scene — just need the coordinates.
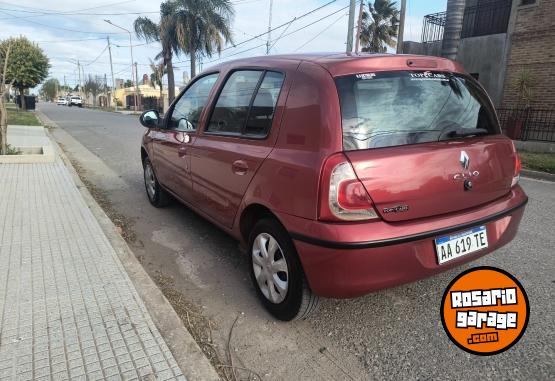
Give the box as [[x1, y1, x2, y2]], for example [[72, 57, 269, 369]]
[[166, 55, 175, 104], [0, 97, 6, 155], [190, 50, 197, 78], [159, 86, 163, 112], [19, 88, 26, 111], [441, 0, 466, 61]]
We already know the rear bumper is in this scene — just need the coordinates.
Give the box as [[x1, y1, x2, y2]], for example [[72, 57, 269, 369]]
[[280, 186, 527, 298]]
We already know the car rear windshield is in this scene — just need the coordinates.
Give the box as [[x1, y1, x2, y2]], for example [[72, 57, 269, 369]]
[[335, 71, 500, 151]]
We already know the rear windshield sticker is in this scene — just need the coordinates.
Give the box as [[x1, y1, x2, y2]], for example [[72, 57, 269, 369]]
[[355, 73, 376, 80], [410, 71, 449, 81]]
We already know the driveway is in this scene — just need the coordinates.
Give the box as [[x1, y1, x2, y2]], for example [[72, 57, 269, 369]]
[[39, 102, 554, 380]]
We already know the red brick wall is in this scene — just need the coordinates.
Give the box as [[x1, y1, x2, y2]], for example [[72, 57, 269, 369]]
[[502, 0, 555, 108]]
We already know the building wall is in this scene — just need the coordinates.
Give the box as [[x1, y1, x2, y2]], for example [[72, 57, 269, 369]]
[[403, 33, 509, 106], [501, 0, 555, 108]]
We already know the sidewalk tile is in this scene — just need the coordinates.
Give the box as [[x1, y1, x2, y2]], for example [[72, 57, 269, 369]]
[[0, 162, 187, 380]]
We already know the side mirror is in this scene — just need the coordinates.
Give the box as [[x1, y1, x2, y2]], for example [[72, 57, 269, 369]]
[[139, 110, 161, 128]]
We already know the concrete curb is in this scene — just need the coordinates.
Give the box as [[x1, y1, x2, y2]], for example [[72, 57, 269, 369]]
[[521, 168, 555, 182], [37, 111, 221, 381]]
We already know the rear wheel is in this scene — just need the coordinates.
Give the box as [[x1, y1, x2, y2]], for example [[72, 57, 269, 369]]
[[249, 218, 319, 321], [143, 157, 171, 207]]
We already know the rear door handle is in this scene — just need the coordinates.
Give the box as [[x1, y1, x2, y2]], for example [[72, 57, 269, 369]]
[[232, 160, 249, 175]]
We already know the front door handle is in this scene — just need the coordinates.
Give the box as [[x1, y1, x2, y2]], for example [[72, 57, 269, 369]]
[[232, 160, 249, 175], [178, 146, 188, 157]]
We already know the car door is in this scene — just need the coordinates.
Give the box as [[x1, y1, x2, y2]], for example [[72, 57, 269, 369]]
[[190, 70, 286, 228], [152, 73, 219, 202]]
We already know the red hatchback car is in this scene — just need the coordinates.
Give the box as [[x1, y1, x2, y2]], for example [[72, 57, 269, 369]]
[[139, 53, 527, 321]]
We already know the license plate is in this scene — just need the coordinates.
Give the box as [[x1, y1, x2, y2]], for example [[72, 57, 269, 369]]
[[435, 226, 488, 265]]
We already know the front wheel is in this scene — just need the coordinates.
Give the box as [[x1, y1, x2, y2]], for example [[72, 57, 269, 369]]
[[249, 218, 319, 321], [143, 157, 171, 207]]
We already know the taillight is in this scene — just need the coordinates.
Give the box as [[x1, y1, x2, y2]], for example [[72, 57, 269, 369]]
[[511, 142, 521, 187], [319, 153, 379, 221]]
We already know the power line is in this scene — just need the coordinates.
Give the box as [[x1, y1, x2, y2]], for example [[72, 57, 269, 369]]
[[175, 0, 339, 65], [0, 0, 261, 19], [294, 12, 349, 52], [0, 0, 137, 20], [218, 0, 338, 54], [0, 7, 128, 34], [35, 37, 107, 44], [202, 1, 354, 65], [83, 45, 109, 66]]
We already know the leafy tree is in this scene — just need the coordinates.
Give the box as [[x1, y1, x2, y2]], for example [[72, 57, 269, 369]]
[[360, 0, 399, 53], [171, 0, 234, 78], [441, 0, 466, 60], [124, 79, 133, 88], [40, 78, 60, 101], [0, 36, 49, 110], [84, 75, 103, 106], [149, 59, 167, 111], [134, 1, 179, 103]]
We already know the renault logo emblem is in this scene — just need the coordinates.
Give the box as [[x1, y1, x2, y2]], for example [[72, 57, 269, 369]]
[[460, 151, 470, 170]]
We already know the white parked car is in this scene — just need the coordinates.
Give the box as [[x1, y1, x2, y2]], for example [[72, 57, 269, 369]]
[[69, 96, 83, 107], [57, 97, 68, 106]]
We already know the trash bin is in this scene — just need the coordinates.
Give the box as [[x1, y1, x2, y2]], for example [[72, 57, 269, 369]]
[[14, 95, 36, 110], [24, 95, 36, 110]]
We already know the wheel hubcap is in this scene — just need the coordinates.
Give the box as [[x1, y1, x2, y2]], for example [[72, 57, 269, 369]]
[[252, 233, 289, 304], [144, 164, 156, 200]]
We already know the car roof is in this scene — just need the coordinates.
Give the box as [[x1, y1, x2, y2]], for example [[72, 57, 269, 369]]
[[207, 52, 466, 77]]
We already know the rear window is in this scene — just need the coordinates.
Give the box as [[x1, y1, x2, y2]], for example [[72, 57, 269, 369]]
[[335, 71, 499, 150]]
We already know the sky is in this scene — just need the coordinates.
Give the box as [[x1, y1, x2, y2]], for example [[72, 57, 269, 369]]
[[0, 0, 448, 91]]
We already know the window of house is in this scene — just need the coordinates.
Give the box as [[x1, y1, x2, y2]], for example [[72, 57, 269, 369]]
[[207, 70, 284, 137], [520, 0, 536, 5]]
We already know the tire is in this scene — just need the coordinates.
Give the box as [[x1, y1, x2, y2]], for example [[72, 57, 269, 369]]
[[143, 157, 171, 207], [249, 218, 319, 321]]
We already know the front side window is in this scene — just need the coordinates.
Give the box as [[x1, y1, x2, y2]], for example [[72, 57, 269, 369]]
[[336, 71, 499, 150], [169, 73, 219, 130], [207, 70, 284, 137]]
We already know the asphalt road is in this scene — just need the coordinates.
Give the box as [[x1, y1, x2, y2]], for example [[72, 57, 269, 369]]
[[39, 103, 554, 380]]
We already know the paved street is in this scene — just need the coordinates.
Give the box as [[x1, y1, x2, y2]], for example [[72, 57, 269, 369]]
[[0, 138, 186, 380], [38, 103, 555, 380]]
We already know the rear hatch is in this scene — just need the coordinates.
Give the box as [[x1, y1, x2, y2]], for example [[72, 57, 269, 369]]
[[336, 70, 516, 222]]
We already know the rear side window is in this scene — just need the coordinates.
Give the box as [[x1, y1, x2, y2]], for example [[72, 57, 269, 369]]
[[245, 71, 284, 136], [335, 71, 499, 150], [207, 70, 284, 137]]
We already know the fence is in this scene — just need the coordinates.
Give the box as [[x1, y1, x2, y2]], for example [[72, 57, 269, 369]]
[[421, 0, 511, 43], [461, 0, 511, 38], [497, 108, 555, 142]]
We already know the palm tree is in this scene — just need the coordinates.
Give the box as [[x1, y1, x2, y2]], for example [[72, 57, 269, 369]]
[[171, 0, 234, 77], [134, 1, 179, 103], [360, 0, 400, 53], [441, 0, 466, 60], [149, 59, 167, 111]]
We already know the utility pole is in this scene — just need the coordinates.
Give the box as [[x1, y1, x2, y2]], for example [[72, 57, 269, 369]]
[[135, 62, 140, 110], [77, 60, 82, 98], [346, 0, 356, 53], [355, 0, 364, 53], [104, 20, 138, 112], [107, 36, 117, 111], [396, 0, 407, 54], [266, 0, 273, 55], [63, 75, 66, 94]]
